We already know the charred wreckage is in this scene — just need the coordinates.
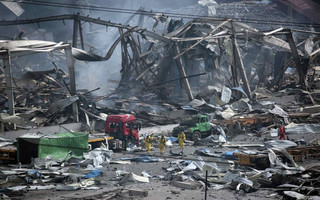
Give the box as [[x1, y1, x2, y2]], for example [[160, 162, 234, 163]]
[[0, 1, 320, 199]]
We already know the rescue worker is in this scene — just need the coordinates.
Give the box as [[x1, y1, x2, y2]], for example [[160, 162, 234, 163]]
[[144, 135, 153, 154], [178, 131, 186, 152], [159, 135, 166, 154], [279, 124, 286, 140]]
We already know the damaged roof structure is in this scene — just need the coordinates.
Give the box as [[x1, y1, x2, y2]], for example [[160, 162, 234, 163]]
[[0, 0, 320, 199]]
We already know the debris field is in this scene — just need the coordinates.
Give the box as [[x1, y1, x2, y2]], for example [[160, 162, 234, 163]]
[[0, 0, 320, 199]]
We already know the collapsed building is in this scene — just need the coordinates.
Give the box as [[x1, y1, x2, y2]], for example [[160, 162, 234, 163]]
[[0, 5, 319, 128], [0, 0, 319, 199]]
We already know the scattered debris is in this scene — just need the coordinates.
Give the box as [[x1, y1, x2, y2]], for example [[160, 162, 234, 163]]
[[0, 1, 319, 199]]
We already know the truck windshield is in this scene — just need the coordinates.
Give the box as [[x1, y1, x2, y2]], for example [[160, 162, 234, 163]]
[[109, 122, 121, 130], [125, 122, 137, 129], [200, 117, 207, 122]]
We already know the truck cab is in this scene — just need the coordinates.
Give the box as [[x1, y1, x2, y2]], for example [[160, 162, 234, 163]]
[[105, 114, 140, 148], [172, 114, 213, 141], [190, 115, 211, 133]]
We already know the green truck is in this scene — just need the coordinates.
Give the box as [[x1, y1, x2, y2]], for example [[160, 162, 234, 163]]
[[172, 114, 213, 141]]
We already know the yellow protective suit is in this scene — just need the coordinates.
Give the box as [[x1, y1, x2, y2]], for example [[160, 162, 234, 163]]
[[178, 131, 186, 150], [144, 136, 153, 154], [159, 136, 166, 154]]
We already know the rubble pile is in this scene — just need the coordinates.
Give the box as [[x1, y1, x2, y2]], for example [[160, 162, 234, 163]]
[[0, 1, 319, 129], [0, 0, 319, 199], [0, 66, 84, 130]]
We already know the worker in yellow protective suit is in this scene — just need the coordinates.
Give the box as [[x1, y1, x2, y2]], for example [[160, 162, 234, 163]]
[[159, 135, 166, 154], [144, 135, 153, 154], [178, 131, 186, 152]]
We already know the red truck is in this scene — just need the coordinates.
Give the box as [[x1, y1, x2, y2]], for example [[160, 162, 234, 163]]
[[105, 114, 140, 150]]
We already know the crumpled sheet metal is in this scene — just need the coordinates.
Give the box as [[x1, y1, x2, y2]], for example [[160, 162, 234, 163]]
[[47, 95, 79, 116], [141, 170, 151, 178], [194, 149, 222, 158], [172, 180, 202, 190], [121, 155, 160, 162], [264, 140, 297, 149], [221, 86, 232, 104], [184, 99, 221, 111], [0, 113, 27, 125], [83, 148, 112, 168], [0, 39, 111, 61], [72, 48, 105, 61], [0, 40, 67, 55], [28, 185, 56, 190], [169, 149, 183, 156], [202, 162, 221, 178], [268, 148, 304, 172], [56, 185, 81, 191], [285, 123, 320, 135], [194, 133, 226, 145], [67, 178, 96, 189], [221, 107, 235, 119], [272, 148, 299, 168], [223, 171, 253, 187], [231, 87, 248, 98], [268, 105, 288, 118], [231, 99, 252, 112], [283, 191, 306, 200], [179, 161, 197, 174], [187, 99, 206, 108], [128, 172, 149, 183], [192, 157, 206, 172], [213, 125, 227, 140]]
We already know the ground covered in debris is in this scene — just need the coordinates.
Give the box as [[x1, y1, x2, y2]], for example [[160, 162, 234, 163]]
[[0, 127, 319, 200], [0, 0, 320, 199]]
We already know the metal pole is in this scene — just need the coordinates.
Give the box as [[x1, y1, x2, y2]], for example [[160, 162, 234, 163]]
[[205, 170, 208, 200], [173, 43, 194, 101], [285, 29, 307, 89], [230, 21, 239, 88], [70, 15, 80, 122], [3, 51, 15, 116], [234, 41, 252, 99], [72, 18, 79, 48], [231, 21, 251, 99], [79, 21, 85, 50], [65, 45, 79, 122]]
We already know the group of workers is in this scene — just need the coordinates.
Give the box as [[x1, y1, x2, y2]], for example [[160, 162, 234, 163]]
[[143, 123, 286, 154], [144, 131, 186, 154]]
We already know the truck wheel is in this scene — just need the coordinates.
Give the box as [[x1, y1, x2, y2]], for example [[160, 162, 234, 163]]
[[192, 131, 201, 141], [124, 137, 134, 150]]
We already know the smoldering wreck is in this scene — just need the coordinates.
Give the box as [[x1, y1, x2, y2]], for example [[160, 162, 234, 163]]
[[0, 0, 320, 199]]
